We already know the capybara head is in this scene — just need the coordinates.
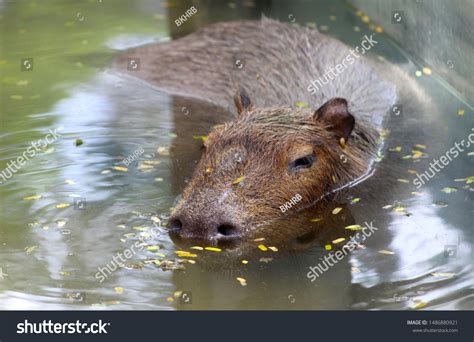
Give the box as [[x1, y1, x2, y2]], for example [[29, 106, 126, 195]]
[[169, 88, 377, 251]]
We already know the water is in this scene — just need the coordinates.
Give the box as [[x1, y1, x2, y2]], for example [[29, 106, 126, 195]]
[[0, 0, 473, 310]]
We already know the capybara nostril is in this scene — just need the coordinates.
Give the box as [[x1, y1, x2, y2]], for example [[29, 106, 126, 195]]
[[169, 217, 183, 233], [216, 223, 241, 238]]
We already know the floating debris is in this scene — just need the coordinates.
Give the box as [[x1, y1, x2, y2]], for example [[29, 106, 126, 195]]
[[415, 70, 422, 77], [190, 246, 203, 250], [268, 246, 278, 252], [253, 237, 265, 242], [146, 246, 160, 252], [431, 272, 455, 278], [193, 135, 208, 142], [351, 266, 361, 273], [204, 247, 221, 252], [241, 260, 249, 264], [56, 219, 68, 228], [310, 217, 323, 222], [345, 224, 362, 231], [259, 257, 273, 263], [397, 178, 410, 184], [75, 139, 83, 146], [236, 277, 247, 286], [332, 207, 342, 215], [55, 203, 70, 209], [389, 146, 402, 152], [257, 244, 268, 251], [441, 187, 457, 194], [457, 109, 465, 116], [412, 301, 428, 309], [25, 246, 37, 254], [332, 238, 345, 244], [378, 249, 395, 255], [64, 179, 76, 185], [114, 287, 124, 294], [422, 67, 432, 75], [325, 244, 332, 251], [101, 170, 111, 174], [23, 195, 42, 201], [175, 251, 197, 258], [157, 146, 170, 156], [295, 101, 309, 108], [113, 166, 128, 172], [351, 198, 361, 204]]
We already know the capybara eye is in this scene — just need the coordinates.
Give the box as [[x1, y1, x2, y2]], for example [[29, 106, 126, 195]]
[[289, 154, 316, 172]]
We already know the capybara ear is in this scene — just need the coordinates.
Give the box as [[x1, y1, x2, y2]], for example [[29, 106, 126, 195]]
[[234, 87, 253, 115], [313, 98, 355, 142]]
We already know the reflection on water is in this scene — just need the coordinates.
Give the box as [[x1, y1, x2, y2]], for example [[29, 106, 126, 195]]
[[0, 0, 473, 310]]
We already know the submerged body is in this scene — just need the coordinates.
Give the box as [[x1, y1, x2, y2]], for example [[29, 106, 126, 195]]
[[114, 18, 398, 250]]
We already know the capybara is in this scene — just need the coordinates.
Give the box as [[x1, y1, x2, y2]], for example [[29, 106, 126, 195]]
[[114, 17, 399, 250]]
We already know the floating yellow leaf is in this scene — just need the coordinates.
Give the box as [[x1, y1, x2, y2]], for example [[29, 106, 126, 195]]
[[236, 277, 247, 286], [325, 244, 332, 251], [190, 246, 203, 250], [332, 207, 342, 215], [412, 301, 428, 309], [389, 146, 402, 152], [59, 271, 71, 276], [157, 146, 170, 156], [378, 249, 395, 255], [114, 287, 124, 294], [55, 203, 70, 209], [143, 160, 161, 165], [332, 238, 345, 244], [441, 187, 457, 194], [241, 260, 249, 264], [397, 178, 409, 183], [232, 176, 245, 185], [422, 67, 432, 75], [146, 246, 159, 252], [23, 195, 42, 201], [25, 246, 37, 254], [431, 272, 455, 278], [339, 137, 346, 148], [64, 179, 76, 185], [295, 101, 309, 108], [204, 247, 221, 252], [257, 244, 268, 251], [175, 251, 197, 258], [351, 266, 360, 273], [253, 237, 265, 242], [414, 144, 427, 149], [268, 246, 278, 252], [113, 166, 128, 172], [193, 135, 208, 142], [345, 224, 362, 231], [457, 109, 465, 116], [310, 218, 323, 222], [351, 198, 361, 204]]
